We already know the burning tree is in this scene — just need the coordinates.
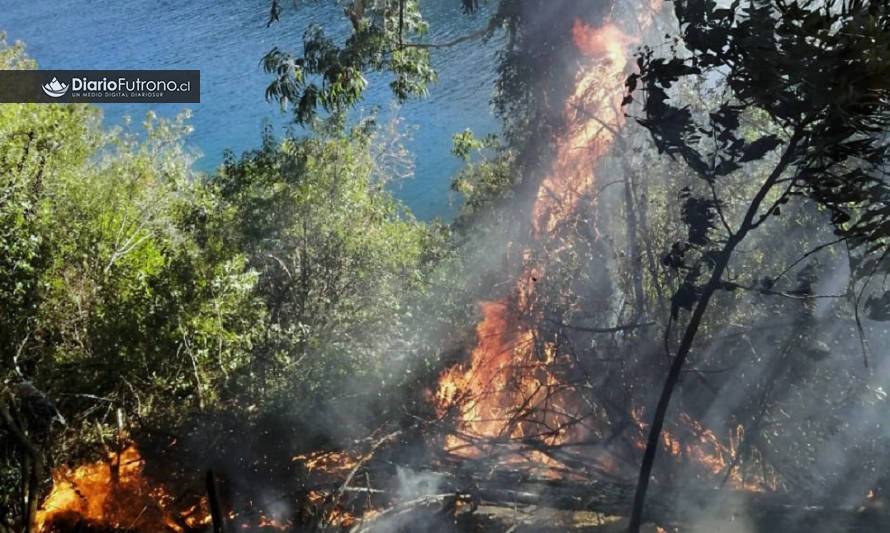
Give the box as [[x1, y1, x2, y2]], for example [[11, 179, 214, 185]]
[[5, 0, 890, 532]]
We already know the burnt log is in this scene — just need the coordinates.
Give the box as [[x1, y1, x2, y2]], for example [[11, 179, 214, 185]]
[[474, 478, 890, 532], [345, 473, 890, 532]]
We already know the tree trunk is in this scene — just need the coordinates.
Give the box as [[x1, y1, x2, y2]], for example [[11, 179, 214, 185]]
[[628, 129, 804, 532]]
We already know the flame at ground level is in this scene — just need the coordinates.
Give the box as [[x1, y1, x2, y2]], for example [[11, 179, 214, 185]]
[[36, 445, 209, 532], [436, 301, 576, 455], [436, 16, 633, 469], [36, 446, 364, 531], [434, 10, 775, 493]]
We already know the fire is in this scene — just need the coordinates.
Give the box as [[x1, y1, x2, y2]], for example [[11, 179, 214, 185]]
[[436, 17, 635, 468], [305, 491, 360, 529], [631, 408, 776, 491], [661, 416, 737, 477], [435, 6, 774, 495], [293, 451, 366, 527], [36, 446, 365, 532], [665, 419, 775, 491], [571, 21, 635, 79], [36, 445, 209, 532], [292, 450, 358, 476], [531, 19, 631, 238], [437, 302, 571, 451]]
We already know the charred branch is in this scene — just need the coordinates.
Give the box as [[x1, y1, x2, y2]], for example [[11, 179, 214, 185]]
[[343, 472, 890, 533]]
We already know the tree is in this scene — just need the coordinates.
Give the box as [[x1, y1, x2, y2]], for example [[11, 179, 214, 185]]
[[211, 122, 447, 409], [262, 0, 441, 124], [624, 1, 890, 529], [260, 0, 617, 136], [0, 40, 261, 528], [0, 31, 462, 526]]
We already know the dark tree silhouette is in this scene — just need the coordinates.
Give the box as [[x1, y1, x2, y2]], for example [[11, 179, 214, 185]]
[[624, 0, 890, 530]]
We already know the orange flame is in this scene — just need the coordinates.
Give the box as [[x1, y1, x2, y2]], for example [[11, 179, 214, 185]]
[[531, 19, 631, 238], [632, 409, 777, 491], [292, 450, 358, 477], [435, 8, 772, 492], [37, 446, 363, 531], [436, 18, 635, 470], [36, 445, 209, 532]]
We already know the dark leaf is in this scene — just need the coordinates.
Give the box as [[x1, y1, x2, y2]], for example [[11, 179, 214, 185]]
[[739, 135, 782, 162]]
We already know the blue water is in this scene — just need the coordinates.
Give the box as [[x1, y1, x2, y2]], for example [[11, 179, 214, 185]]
[[1, 0, 500, 219]]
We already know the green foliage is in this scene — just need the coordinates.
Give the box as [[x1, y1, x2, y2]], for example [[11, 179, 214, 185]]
[[212, 122, 446, 407], [263, 0, 436, 124], [449, 130, 515, 224], [451, 129, 496, 161], [0, 55, 263, 524], [1, 105, 260, 411], [0, 36, 454, 523], [627, 0, 890, 321]]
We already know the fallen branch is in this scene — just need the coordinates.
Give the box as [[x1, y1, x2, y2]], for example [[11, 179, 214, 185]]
[[342, 471, 890, 532]]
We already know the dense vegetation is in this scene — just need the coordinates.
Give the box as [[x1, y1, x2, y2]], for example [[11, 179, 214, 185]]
[[0, 33, 457, 528], [3, 0, 890, 531]]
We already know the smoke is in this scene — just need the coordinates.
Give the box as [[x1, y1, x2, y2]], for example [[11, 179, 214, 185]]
[[83, 1, 890, 531], [395, 467, 446, 501]]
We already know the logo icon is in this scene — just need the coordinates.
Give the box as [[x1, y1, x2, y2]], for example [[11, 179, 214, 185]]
[[42, 77, 69, 98]]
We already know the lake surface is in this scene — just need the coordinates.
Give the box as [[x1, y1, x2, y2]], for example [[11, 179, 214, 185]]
[[1, 0, 501, 219]]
